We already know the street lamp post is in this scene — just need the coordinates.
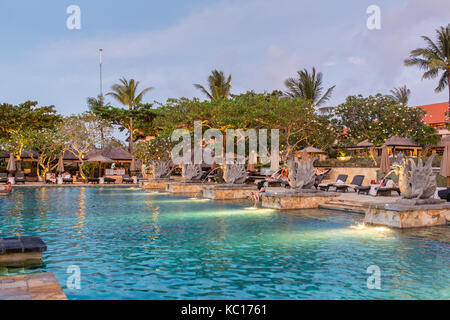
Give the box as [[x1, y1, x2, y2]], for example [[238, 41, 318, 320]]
[[99, 48, 103, 97]]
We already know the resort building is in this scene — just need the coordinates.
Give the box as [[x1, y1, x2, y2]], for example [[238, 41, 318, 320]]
[[418, 102, 450, 137]]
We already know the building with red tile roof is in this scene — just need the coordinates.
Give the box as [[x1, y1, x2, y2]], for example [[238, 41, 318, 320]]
[[417, 102, 449, 137]]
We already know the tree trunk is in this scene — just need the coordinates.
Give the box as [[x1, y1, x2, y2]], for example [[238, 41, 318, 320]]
[[129, 117, 134, 155], [129, 104, 134, 155], [448, 73, 450, 122]]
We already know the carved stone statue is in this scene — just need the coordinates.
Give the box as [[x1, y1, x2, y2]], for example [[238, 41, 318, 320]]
[[223, 164, 248, 184], [393, 154, 437, 199], [150, 160, 172, 179], [183, 164, 203, 181], [287, 157, 317, 191]]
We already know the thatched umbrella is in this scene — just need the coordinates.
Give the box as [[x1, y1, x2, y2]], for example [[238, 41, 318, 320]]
[[380, 145, 391, 175], [6, 153, 16, 174], [57, 154, 65, 175], [130, 156, 139, 175], [440, 142, 450, 187]]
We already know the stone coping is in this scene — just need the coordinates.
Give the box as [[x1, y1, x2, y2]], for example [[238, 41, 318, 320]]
[[262, 191, 340, 198], [208, 184, 257, 190], [0, 237, 47, 255], [368, 202, 450, 212], [0, 272, 67, 300]]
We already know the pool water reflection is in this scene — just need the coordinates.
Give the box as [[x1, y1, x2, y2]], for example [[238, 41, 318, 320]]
[[0, 187, 448, 300]]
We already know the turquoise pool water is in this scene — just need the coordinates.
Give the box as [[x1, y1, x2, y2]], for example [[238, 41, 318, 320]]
[[0, 187, 448, 300]]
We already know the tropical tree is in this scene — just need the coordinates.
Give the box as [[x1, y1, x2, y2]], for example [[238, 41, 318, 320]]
[[389, 85, 411, 105], [0, 101, 61, 166], [87, 95, 111, 148], [106, 78, 153, 153], [405, 24, 450, 115], [28, 128, 66, 181], [284, 67, 336, 108], [194, 70, 232, 100], [60, 113, 112, 180], [334, 94, 438, 146]]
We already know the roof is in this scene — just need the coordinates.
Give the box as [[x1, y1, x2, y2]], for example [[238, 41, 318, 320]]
[[59, 149, 79, 161], [0, 150, 39, 159], [418, 102, 449, 125], [86, 154, 114, 162], [384, 136, 419, 147], [356, 140, 375, 147], [299, 147, 326, 154], [87, 145, 133, 161]]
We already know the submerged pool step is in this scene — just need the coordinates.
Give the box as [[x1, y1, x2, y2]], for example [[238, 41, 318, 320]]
[[319, 200, 366, 214]]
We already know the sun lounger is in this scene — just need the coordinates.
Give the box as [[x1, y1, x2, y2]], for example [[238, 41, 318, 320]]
[[335, 175, 365, 193], [104, 177, 116, 184], [87, 178, 100, 184], [319, 174, 348, 192], [46, 174, 57, 184], [63, 174, 73, 184], [0, 173, 8, 184], [356, 185, 401, 196], [122, 175, 134, 184], [438, 188, 450, 202], [14, 172, 26, 184]]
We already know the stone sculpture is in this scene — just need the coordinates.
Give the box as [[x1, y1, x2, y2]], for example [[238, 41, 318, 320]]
[[287, 157, 317, 191], [183, 164, 203, 181], [393, 154, 437, 199], [150, 160, 172, 179], [223, 164, 248, 184]]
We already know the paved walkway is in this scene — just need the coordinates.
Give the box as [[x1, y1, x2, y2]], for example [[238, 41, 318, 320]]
[[0, 273, 67, 300]]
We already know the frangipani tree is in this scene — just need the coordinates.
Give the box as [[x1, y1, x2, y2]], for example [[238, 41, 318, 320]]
[[60, 113, 112, 179]]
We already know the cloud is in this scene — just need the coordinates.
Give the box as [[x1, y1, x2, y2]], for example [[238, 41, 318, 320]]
[[4, 0, 448, 115], [346, 57, 366, 65]]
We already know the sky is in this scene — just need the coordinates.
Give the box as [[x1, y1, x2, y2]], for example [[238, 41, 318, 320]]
[[0, 0, 449, 117]]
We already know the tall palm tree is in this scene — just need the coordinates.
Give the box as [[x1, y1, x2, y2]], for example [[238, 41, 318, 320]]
[[405, 24, 450, 115], [284, 67, 336, 108], [107, 78, 153, 153], [389, 85, 411, 105], [87, 95, 111, 149], [194, 70, 232, 100]]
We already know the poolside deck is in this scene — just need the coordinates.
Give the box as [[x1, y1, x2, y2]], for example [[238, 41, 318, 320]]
[[0, 273, 67, 300]]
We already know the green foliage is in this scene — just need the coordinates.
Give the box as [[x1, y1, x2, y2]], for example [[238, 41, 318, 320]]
[[334, 94, 438, 146], [0, 101, 61, 158], [133, 133, 178, 163], [389, 85, 411, 105], [405, 24, 450, 114], [194, 70, 232, 100], [284, 67, 335, 107], [153, 92, 336, 161]]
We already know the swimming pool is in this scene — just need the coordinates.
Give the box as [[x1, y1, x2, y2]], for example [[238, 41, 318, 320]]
[[0, 187, 448, 300]]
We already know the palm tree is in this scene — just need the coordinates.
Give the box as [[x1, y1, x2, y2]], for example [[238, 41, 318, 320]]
[[194, 70, 232, 100], [107, 78, 153, 153], [389, 86, 411, 105], [405, 24, 450, 115], [87, 95, 111, 149], [284, 67, 336, 108]]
